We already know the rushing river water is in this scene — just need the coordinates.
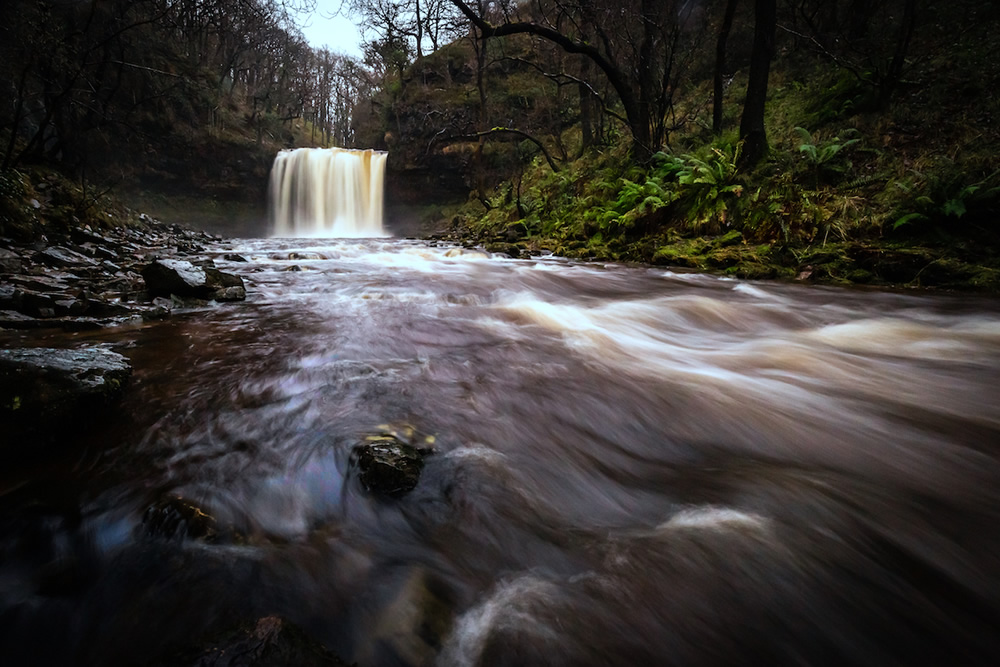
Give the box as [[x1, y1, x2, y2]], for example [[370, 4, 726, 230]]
[[3, 239, 1000, 665]]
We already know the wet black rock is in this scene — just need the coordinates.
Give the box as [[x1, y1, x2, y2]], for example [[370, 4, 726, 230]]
[[354, 436, 427, 497], [140, 258, 209, 296], [484, 242, 522, 259], [205, 267, 247, 301], [223, 253, 249, 262], [0, 247, 22, 273], [0, 345, 131, 449], [142, 495, 218, 541], [0, 284, 23, 310], [141, 258, 246, 301], [36, 246, 99, 269]]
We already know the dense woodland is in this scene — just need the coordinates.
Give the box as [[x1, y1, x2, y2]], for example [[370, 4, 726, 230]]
[[2, 0, 999, 288]]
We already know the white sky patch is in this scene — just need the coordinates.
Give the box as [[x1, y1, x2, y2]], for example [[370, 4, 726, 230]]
[[298, 0, 365, 59]]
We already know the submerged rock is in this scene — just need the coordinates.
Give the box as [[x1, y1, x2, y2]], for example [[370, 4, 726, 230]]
[[0, 345, 131, 449], [353, 567, 455, 666], [142, 495, 218, 542], [354, 435, 428, 497]]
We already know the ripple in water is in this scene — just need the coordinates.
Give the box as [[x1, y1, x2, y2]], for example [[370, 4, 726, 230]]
[[1, 239, 999, 665]]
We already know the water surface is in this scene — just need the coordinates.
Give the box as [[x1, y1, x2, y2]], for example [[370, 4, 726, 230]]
[[2, 239, 1000, 665]]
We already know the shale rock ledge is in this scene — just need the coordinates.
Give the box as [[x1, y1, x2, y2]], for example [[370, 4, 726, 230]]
[[0, 345, 131, 450]]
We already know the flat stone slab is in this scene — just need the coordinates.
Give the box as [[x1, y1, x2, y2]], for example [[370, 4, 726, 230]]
[[0, 345, 132, 449]]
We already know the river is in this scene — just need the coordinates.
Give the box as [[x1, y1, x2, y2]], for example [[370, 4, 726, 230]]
[[2, 238, 1000, 665]]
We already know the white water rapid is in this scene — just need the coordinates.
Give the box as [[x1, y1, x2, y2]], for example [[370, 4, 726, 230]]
[[268, 147, 388, 238]]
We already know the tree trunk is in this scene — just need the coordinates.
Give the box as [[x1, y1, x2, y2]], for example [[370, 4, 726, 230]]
[[448, 0, 650, 159], [713, 0, 739, 135], [473, 30, 490, 206], [414, 0, 424, 59], [579, 57, 594, 151], [739, 0, 776, 167], [879, 0, 917, 109]]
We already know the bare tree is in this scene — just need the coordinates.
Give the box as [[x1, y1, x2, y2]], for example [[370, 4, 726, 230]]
[[446, 0, 707, 159]]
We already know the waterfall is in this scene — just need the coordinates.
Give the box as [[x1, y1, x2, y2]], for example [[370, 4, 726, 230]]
[[269, 147, 388, 238]]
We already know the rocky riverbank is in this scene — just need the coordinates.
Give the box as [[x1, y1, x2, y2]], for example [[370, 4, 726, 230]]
[[0, 213, 250, 464], [423, 216, 1000, 293], [0, 217, 248, 331]]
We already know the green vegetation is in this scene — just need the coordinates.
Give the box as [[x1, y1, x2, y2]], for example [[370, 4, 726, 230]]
[[385, 1, 1000, 291]]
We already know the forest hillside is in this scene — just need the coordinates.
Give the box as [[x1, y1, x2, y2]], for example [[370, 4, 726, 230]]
[[366, 0, 1000, 290]]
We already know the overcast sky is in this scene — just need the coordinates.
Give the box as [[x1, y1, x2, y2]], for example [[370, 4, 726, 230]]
[[297, 0, 365, 60]]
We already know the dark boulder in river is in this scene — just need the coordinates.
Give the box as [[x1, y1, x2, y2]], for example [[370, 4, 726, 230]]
[[355, 436, 428, 497], [0, 345, 131, 450], [141, 258, 246, 301], [142, 495, 218, 542]]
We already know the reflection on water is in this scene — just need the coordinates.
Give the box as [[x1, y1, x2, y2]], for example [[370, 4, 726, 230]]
[[2, 239, 1000, 665]]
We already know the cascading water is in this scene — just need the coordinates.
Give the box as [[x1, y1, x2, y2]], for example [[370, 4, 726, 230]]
[[268, 147, 388, 238]]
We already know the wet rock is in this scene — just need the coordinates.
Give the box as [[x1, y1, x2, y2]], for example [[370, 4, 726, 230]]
[[36, 246, 99, 269], [91, 244, 119, 261], [171, 616, 349, 666], [0, 310, 43, 329], [288, 251, 323, 260], [0, 247, 22, 273], [53, 297, 87, 316], [223, 253, 248, 262], [284, 264, 302, 272], [0, 284, 23, 310], [0, 345, 131, 448], [484, 242, 523, 259], [142, 296, 173, 320], [19, 289, 57, 318], [70, 227, 115, 246], [141, 258, 209, 296], [142, 495, 217, 541], [205, 267, 247, 301], [141, 258, 246, 301], [10, 274, 72, 293], [83, 295, 133, 317], [354, 436, 427, 497]]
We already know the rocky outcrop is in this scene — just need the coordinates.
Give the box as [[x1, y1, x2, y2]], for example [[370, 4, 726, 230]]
[[0, 345, 131, 449], [0, 218, 249, 331], [141, 259, 246, 301]]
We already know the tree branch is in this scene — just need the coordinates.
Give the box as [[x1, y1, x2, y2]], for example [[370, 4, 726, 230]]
[[437, 127, 562, 171]]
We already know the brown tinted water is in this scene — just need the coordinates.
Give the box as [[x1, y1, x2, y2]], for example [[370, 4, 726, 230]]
[[2, 239, 1000, 665]]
